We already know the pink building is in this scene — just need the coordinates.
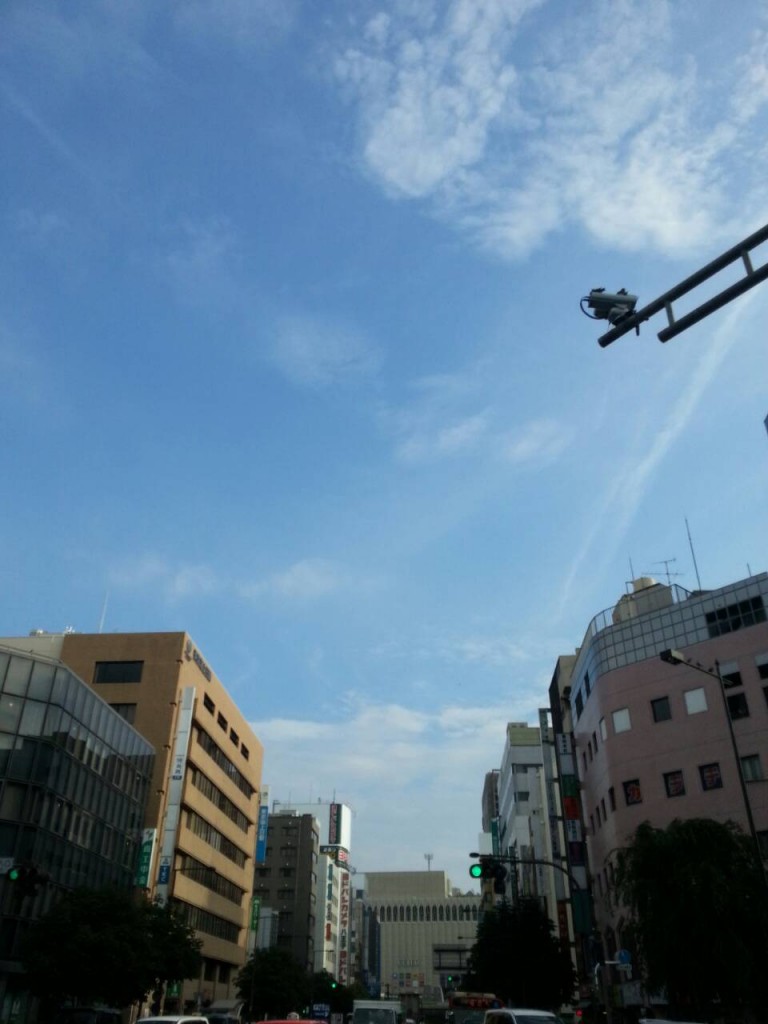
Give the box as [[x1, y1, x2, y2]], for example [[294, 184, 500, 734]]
[[567, 572, 768, 951]]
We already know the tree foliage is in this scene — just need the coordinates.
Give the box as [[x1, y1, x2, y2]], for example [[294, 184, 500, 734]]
[[614, 818, 768, 1019], [236, 953, 358, 1020], [236, 947, 310, 1019], [464, 899, 575, 1009], [21, 887, 202, 1009]]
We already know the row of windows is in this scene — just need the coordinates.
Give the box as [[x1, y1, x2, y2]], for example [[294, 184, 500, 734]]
[[173, 897, 240, 944], [376, 903, 480, 922], [195, 727, 255, 799], [706, 597, 766, 638], [582, 683, 768, 775], [0, 780, 140, 867], [190, 765, 251, 833], [590, 755, 765, 833], [201, 692, 249, 760], [178, 853, 245, 906], [0, 737, 147, 835], [185, 808, 248, 868]]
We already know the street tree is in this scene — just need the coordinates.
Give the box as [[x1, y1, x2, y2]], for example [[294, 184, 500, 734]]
[[614, 817, 768, 1020], [236, 947, 310, 1019], [21, 887, 202, 1010], [464, 899, 575, 1009]]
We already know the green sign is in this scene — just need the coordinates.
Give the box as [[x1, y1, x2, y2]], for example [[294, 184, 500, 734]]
[[135, 831, 155, 887], [250, 896, 261, 931]]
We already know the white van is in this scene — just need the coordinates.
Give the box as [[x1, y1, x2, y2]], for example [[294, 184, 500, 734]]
[[485, 1010, 563, 1024]]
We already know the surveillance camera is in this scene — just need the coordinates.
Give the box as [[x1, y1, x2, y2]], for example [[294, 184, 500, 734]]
[[583, 288, 638, 325]]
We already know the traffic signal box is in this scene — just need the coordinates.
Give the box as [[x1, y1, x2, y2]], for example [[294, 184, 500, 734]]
[[468, 857, 508, 894], [5, 863, 49, 896]]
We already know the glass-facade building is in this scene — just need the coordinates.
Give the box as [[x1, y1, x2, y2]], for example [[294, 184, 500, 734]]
[[0, 643, 155, 1013]]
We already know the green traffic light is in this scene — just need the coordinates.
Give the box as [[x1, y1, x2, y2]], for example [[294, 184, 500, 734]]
[[469, 863, 483, 879], [8, 867, 20, 882]]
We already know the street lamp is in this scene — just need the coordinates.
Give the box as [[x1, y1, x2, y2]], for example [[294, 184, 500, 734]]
[[659, 649, 768, 894]]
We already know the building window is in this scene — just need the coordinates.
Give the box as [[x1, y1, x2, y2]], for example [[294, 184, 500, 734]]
[[684, 687, 708, 715], [584, 672, 591, 697], [203, 694, 215, 713], [109, 702, 137, 724], [741, 754, 764, 782], [217, 712, 228, 731], [664, 770, 685, 797], [755, 653, 768, 680], [575, 692, 584, 718], [719, 660, 742, 688], [601, 797, 606, 819], [622, 779, 642, 806], [699, 762, 723, 790], [705, 596, 766, 637], [608, 786, 616, 811], [727, 693, 750, 719], [230, 728, 239, 745], [93, 661, 143, 684], [592, 730, 598, 751], [651, 696, 671, 723], [612, 707, 631, 733], [241, 744, 250, 760]]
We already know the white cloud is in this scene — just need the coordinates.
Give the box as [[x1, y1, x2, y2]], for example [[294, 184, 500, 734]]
[[251, 693, 533, 883], [110, 555, 354, 604], [270, 314, 382, 389], [500, 418, 569, 463], [333, 0, 768, 259]]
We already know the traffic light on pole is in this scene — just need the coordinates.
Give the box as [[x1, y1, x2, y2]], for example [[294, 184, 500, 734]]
[[468, 857, 508, 893]]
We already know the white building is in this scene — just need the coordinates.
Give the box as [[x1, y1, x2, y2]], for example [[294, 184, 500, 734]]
[[361, 871, 482, 999]]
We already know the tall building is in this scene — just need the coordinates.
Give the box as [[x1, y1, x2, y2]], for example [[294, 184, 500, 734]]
[[2, 630, 265, 1013], [255, 811, 320, 971], [497, 723, 546, 893], [361, 871, 482, 1000], [0, 641, 155, 1019], [272, 800, 353, 982], [555, 572, 768, 1006]]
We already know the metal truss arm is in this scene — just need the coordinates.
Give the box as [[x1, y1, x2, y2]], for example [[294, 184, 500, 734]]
[[598, 222, 768, 347]]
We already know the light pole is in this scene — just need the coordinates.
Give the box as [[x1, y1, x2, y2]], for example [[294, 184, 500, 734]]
[[659, 649, 768, 895]]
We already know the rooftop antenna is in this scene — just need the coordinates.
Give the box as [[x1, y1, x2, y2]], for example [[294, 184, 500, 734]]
[[685, 518, 703, 591], [642, 558, 684, 587], [424, 853, 433, 871]]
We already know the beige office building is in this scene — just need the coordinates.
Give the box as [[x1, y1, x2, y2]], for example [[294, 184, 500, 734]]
[[362, 871, 482, 999], [2, 630, 264, 1013]]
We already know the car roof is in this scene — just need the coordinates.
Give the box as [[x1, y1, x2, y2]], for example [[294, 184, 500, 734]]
[[142, 1018, 209, 1023]]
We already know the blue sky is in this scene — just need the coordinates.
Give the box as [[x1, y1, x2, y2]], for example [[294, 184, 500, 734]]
[[2, 0, 767, 891]]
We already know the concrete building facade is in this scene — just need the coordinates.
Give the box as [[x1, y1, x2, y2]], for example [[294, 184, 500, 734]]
[[362, 871, 482, 1000], [255, 811, 320, 971]]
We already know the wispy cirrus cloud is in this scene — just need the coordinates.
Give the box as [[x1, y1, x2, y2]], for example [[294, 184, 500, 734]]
[[557, 290, 763, 613], [270, 313, 382, 389], [383, 364, 570, 466], [333, 0, 768, 258], [109, 554, 359, 604]]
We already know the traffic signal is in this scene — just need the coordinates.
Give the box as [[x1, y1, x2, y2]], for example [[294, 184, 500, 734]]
[[5, 863, 49, 895], [468, 857, 508, 893]]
